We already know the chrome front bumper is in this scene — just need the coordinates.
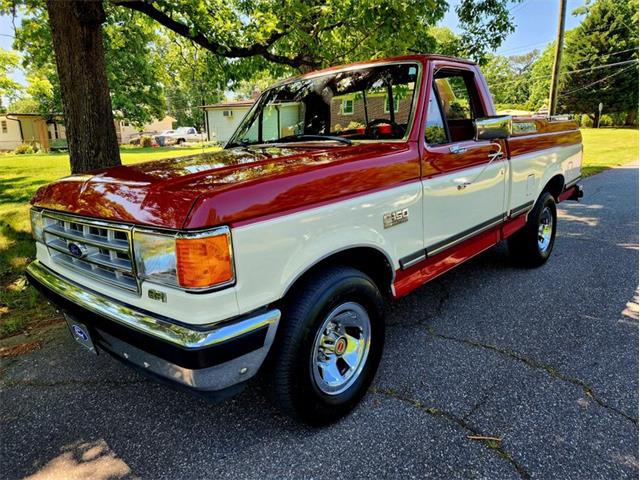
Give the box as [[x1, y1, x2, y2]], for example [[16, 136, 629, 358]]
[[26, 260, 281, 392]]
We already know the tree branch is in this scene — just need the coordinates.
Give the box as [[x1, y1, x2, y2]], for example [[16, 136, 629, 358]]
[[111, 0, 319, 69]]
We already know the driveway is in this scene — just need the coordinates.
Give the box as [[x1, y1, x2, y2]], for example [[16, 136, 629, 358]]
[[1, 163, 638, 480]]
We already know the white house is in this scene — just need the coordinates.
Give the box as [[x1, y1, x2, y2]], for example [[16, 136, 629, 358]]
[[0, 113, 176, 151], [202, 100, 254, 144], [203, 99, 306, 145], [0, 113, 66, 151]]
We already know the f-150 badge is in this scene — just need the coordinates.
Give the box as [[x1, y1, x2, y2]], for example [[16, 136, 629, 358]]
[[383, 208, 409, 229]]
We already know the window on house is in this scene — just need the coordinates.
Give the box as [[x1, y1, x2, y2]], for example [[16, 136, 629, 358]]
[[425, 89, 448, 145], [1, 120, 7, 134], [342, 99, 354, 115]]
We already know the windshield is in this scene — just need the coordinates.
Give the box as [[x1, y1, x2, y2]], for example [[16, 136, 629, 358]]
[[227, 62, 420, 147]]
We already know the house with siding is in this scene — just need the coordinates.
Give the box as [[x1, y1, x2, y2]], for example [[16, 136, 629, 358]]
[[0, 113, 175, 151], [202, 100, 254, 144]]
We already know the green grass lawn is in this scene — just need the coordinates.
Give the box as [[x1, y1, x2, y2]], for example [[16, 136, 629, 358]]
[[0, 129, 637, 338], [580, 128, 639, 177]]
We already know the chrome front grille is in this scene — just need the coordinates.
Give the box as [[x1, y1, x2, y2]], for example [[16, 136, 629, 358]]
[[42, 212, 139, 293]]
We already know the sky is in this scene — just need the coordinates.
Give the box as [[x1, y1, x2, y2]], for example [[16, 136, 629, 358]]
[[1, 0, 587, 88], [440, 0, 587, 57]]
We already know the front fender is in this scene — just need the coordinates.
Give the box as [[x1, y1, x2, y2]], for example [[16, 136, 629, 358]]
[[231, 182, 423, 314]]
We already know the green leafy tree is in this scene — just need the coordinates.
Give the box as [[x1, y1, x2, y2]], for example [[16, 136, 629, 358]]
[[559, 0, 639, 124], [4, 0, 521, 172], [113, 0, 520, 70], [483, 50, 539, 109], [157, 36, 225, 130], [0, 48, 22, 110], [7, 1, 166, 125]]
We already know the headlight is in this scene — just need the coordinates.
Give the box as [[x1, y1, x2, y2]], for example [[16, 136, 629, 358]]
[[133, 227, 234, 290], [30, 208, 45, 242]]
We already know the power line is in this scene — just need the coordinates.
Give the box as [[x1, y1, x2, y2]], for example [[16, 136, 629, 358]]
[[486, 58, 639, 86], [559, 63, 638, 96], [572, 46, 639, 65], [509, 0, 530, 14]]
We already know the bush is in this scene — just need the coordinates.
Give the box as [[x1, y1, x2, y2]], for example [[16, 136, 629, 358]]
[[579, 114, 594, 128], [13, 144, 35, 155], [50, 138, 68, 152], [140, 135, 153, 147]]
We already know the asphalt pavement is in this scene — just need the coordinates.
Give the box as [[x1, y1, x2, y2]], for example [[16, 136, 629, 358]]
[[1, 163, 638, 480]]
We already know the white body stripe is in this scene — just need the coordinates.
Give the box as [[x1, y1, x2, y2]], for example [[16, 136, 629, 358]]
[[508, 143, 582, 214], [232, 182, 423, 314]]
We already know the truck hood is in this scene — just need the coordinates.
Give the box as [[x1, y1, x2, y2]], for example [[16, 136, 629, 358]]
[[31, 143, 414, 229]]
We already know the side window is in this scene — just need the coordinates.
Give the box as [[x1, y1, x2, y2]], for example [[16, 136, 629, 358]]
[[425, 89, 447, 145], [434, 76, 473, 121], [433, 70, 485, 142]]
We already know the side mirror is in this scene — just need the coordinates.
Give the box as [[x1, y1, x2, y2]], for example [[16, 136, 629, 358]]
[[474, 115, 512, 141]]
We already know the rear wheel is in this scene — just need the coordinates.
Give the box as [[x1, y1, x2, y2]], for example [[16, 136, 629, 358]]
[[508, 191, 557, 267], [266, 266, 385, 425]]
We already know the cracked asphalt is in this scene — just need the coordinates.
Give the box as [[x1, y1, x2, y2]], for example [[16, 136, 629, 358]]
[[1, 163, 638, 480]]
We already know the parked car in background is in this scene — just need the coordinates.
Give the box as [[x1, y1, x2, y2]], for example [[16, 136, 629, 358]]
[[153, 130, 175, 147], [27, 55, 583, 425], [156, 127, 203, 146]]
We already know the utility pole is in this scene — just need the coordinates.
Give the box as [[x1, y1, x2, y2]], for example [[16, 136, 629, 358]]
[[548, 0, 568, 116]]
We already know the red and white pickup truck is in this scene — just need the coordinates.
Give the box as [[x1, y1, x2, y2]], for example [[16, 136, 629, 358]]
[[27, 55, 583, 424]]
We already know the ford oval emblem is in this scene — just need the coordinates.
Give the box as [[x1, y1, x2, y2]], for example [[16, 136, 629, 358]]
[[72, 324, 89, 341], [67, 242, 87, 258]]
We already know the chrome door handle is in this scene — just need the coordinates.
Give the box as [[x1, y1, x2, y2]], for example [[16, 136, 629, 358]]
[[449, 145, 467, 154]]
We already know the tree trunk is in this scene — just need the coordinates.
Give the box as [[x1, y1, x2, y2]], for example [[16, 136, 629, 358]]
[[625, 109, 638, 126], [46, 0, 121, 174], [593, 111, 600, 128]]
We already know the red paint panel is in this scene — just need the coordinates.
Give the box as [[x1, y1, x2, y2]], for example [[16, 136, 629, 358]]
[[558, 185, 578, 202], [501, 214, 527, 239], [31, 143, 421, 230], [393, 213, 529, 299], [184, 143, 420, 228], [508, 129, 582, 157], [393, 227, 500, 298]]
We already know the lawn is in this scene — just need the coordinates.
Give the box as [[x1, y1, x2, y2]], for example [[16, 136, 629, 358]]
[[0, 129, 637, 338], [580, 128, 639, 177]]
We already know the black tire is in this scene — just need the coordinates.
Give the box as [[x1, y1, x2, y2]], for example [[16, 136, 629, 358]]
[[508, 191, 557, 267], [265, 265, 385, 425], [176, 138, 185, 145]]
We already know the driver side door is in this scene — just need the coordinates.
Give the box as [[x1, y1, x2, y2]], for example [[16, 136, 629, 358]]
[[422, 67, 507, 256]]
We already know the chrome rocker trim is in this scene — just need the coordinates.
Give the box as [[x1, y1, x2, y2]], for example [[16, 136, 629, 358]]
[[26, 260, 281, 391]]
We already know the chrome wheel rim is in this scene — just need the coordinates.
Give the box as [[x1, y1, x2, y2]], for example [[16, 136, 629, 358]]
[[310, 302, 371, 396], [538, 206, 553, 252]]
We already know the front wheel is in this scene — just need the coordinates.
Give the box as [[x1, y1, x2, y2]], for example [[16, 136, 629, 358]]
[[266, 266, 385, 425], [508, 191, 557, 267]]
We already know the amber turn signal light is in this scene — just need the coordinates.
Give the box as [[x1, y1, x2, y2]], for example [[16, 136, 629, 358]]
[[176, 234, 233, 289]]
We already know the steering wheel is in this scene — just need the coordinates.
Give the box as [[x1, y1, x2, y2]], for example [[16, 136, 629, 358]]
[[365, 118, 404, 138]]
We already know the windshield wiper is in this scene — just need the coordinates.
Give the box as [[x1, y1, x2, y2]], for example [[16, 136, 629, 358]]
[[225, 140, 249, 148], [271, 134, 353, 146]]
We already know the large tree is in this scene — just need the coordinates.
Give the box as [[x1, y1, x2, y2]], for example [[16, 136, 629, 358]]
[[6, 0, 521, 173], [9, 2, 166, 127], [46, 0, 121, 173], [559, 0, 639, 125]]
